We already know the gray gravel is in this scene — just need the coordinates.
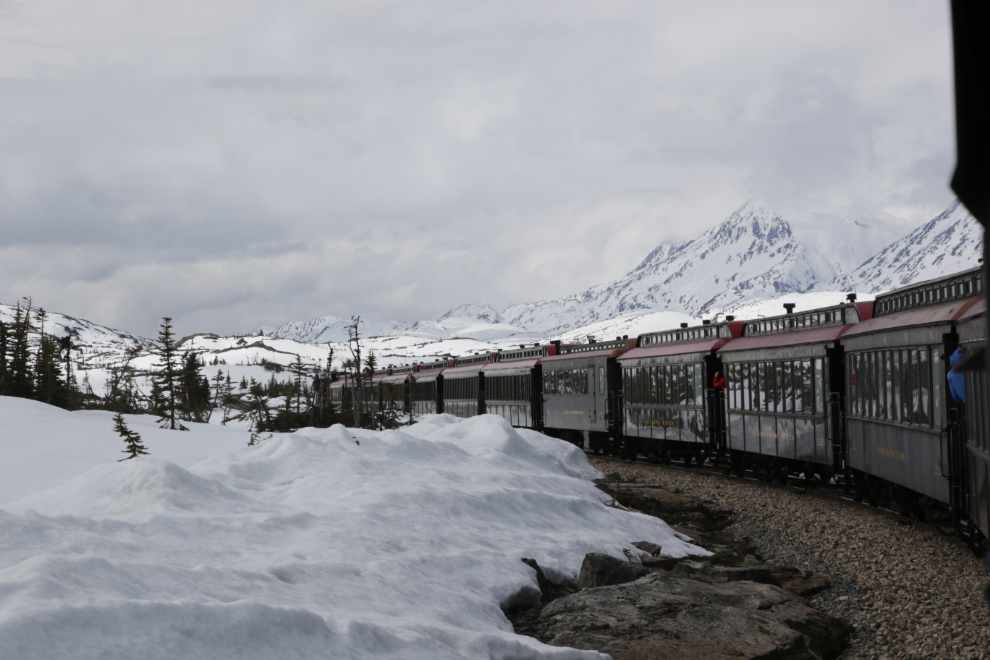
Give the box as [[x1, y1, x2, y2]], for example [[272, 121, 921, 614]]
[[591, 457, 990, 660]]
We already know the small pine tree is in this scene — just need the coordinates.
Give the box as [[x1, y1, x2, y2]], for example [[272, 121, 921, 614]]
[[152, 317, 187, 430], [113, 412, 149, 461]]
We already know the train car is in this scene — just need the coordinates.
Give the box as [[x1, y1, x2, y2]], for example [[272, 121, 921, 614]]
[[327, 373, 354, 414], [840, 267, 982, 514], [379, 364, 416, 415], [411, 359, 446, 416], [481, 344, 544, 430], [958, 297, 989, 549], [442, 353, 493, 419], [619, 319, 743, 465], [541, 337, 634, 451], [720, 298, 870, 481]]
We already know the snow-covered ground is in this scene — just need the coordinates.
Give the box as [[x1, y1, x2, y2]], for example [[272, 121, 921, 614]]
[[0, 397, 702, 659]]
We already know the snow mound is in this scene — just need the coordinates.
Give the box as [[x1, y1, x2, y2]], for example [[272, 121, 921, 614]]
[[0, 411, 702, 660]]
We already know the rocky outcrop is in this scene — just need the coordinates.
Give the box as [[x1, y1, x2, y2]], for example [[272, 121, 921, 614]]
[[577, 553, 650, 590], [540, 572, 852, 660]]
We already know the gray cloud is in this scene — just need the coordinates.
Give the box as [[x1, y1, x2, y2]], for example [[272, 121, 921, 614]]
[[0, 0, 957, 337]]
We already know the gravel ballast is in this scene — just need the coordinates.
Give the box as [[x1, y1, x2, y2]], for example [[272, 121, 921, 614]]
[[590, 457, 990, 660]]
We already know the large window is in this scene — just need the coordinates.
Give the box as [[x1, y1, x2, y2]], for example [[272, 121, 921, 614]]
[[726, 359, 818, 415], [847, 347, 938, 428], [543, 368, 589, 396], [622, 363, 704, 407], [487, 374, 531, 402]]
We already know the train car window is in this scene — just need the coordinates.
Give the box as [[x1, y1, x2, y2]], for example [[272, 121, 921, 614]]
[[918, 349, 930, 427], [890, 351, 900, 423], [686, 365, 695, 406], [747, 362, 756, 411], [786, 361, 794, 412], [694, 364, 703, 406], [901, 349, 918, 424], [813, 358, 824, 414], [932, 350, 943, 428], [755, 362, 765, 412], [880, 351, 894, 421], [801, 360, 811, 413]]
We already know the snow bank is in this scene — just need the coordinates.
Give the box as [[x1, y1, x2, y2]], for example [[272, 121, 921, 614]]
[[0, 405, 702, 660]]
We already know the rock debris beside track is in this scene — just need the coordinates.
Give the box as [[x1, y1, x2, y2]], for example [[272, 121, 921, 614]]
[[590, 457, 990, 660]]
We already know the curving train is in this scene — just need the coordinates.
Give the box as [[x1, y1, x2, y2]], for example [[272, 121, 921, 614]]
[[328, 266, 990, 553]]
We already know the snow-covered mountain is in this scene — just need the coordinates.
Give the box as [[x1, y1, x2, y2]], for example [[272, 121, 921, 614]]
[[0, 303, 154, 368], [408, 304, 540, 341], [247, 199, 977, 344], [828, 199, 983, 293], [254, 314, 408, 343], [500, 200, 904, 335]]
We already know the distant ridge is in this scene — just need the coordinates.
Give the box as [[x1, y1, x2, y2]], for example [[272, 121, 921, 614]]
[[827, 199, 982, 293]]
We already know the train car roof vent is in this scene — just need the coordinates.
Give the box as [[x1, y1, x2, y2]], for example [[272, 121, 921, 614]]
[[726, 315, 735, 321], [846, 293, 857, 303], [623, 335, 628, 339], [615, 336, 621, 340], [783, 303, 796, 314], [680, 323, 688, 328], [702, 319, 711, 325]]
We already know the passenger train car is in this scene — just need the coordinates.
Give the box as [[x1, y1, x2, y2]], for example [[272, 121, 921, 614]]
[[540, 337, 633, 452], [959, 297, 989, 546], [722, 298, 871, 481], [839, 267, 983, 516], [618, 320, 742, 465]]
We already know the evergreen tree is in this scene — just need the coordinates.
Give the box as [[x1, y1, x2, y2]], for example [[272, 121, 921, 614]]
[[207, 368, 225, 422], [33, 334, 68, 407], [7, 301, 34, 398], [152, 317, 186, 430], [179, 351, 211, 422], [220, 372, 234, 425], [113, 412, 149, 461], [0, 319, 8, 396], [289, 355, 307, 416]]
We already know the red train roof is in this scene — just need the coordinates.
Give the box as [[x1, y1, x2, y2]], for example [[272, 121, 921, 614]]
[[481, 358, 540, 372], [619, 337, 732, 361], [441, 362, 492, 376], [541, 346, 631, 362], [841, 296, 982, 337], [719, 324, 855, 352]]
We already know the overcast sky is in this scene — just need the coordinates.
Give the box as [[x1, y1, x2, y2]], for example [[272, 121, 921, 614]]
[[0, 1, 958, 337]]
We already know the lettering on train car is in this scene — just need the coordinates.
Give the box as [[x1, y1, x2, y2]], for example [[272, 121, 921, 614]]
[[876, 447, 905, 461]]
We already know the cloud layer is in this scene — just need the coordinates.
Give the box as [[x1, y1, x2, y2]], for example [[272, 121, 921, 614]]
[[0, 1, 957, 336]]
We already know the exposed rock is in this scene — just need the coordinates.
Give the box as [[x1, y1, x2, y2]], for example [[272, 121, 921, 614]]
[[769, 565, 833, 597], [671, 559, 775, 585], [521, 558, 553, 601], [631, 541, 663, 556], [540, 573, 851, 660], [577, 553, 649, 589]]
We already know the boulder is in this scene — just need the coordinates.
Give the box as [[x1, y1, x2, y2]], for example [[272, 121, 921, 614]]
[[577, 553, 650, 589], [769, 565, 833, 597], [671, 559, 775, 585], [539, 572, 852, 660], [521, 558, 553, 601], [631, 541, 663, 556]]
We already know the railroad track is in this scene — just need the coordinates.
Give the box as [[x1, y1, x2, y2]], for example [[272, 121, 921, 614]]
[[585, 450, 975, 553]]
